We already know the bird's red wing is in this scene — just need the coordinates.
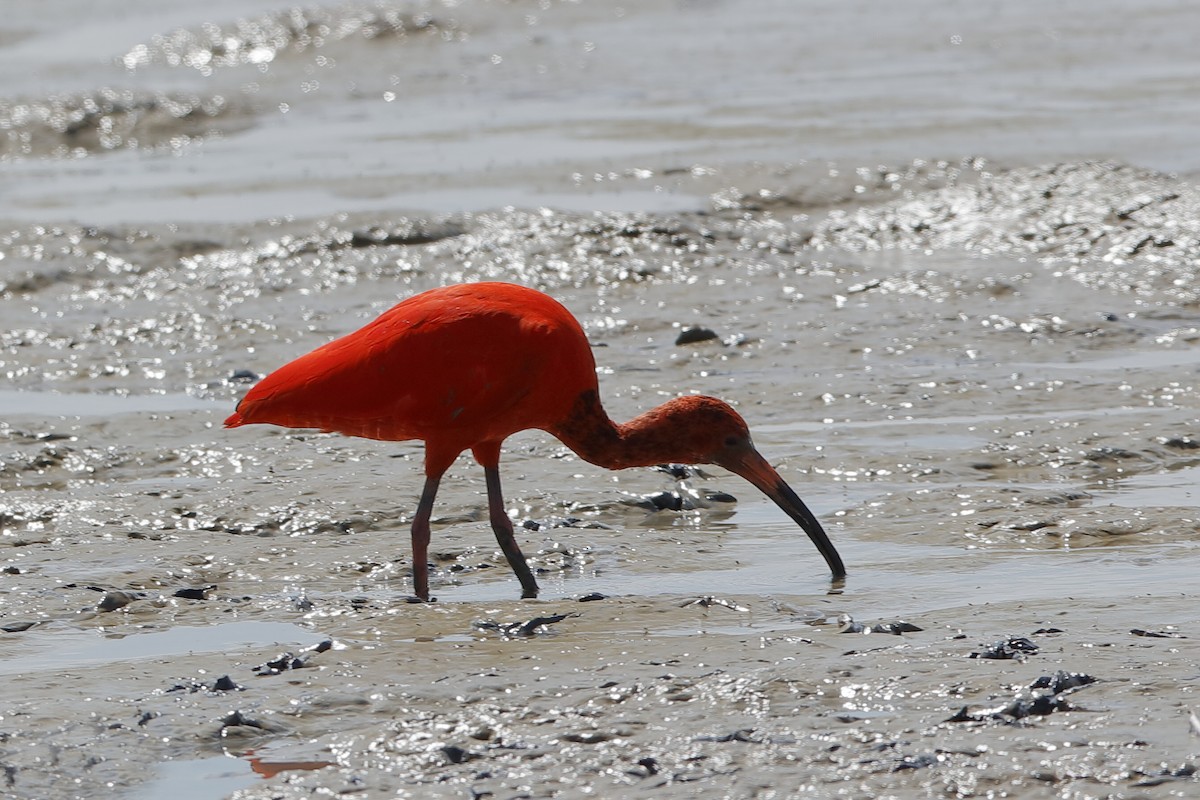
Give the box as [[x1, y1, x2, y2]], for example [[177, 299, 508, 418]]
[[228, 283, 599, 447]]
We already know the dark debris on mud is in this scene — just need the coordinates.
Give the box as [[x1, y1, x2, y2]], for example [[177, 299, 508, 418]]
[[838, 615, 923, 635], [949, 670, 1099, 724], [253, 639, 334, 676], [472, 612, 578, 639], [969, 635, 1041, 660]]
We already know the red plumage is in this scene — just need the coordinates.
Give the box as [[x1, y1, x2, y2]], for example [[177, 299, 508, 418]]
[[227, 282, 845, 600]]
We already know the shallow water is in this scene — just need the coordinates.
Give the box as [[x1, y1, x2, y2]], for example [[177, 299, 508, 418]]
[[0, 620, 323, 676], [131, 757, 259, 800], [3, 1, 1200, 799], [0, 389, 222, 416], [5, 0, 1200, 226]]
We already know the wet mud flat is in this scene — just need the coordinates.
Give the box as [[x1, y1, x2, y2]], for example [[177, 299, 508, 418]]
[[1, 159, 1199, 797]]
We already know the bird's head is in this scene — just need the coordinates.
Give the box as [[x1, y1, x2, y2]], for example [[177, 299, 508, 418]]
[[638, 394, 754, 466], [647, 395, 846, 580]]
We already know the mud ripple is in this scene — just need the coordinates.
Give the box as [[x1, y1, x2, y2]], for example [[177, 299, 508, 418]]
[[121, 3, 458, 75], [811, 161, 1200, 304], [0, 90, 245, 158]]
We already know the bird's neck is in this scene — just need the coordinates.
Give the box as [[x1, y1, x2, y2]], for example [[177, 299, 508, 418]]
[[550, 390, 683, 469]]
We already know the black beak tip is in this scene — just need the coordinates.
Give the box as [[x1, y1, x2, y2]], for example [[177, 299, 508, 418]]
[[820, 549, 847, 581], [766, 477, 847, 582]]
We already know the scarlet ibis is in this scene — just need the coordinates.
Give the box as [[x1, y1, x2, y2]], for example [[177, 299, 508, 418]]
[[225, 282, 845, 600]]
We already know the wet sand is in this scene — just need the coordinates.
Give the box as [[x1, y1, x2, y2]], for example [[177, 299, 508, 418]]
[[4, 163, 1200, 798], [3, 2, 1200, 799]]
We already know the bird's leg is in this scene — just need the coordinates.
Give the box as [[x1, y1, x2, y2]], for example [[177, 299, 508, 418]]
[[483, 464, 540, 599], [410, 474, 441, 601]]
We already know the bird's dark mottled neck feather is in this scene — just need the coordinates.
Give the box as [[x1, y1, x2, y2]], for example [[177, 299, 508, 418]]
[[550, 389, 628, 468], [549, 390, 719, 469]]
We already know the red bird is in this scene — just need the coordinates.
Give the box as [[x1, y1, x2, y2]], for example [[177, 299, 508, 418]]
[[225, 282, 845, 600]]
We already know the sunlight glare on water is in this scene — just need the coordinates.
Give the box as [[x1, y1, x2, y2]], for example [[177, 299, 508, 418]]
[[4, 1, 1200, 797], [0, 622, 325, 677]]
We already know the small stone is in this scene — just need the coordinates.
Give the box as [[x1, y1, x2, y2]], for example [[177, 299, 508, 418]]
[[674, 326, 719, 345], [98, 590, 140, 612]]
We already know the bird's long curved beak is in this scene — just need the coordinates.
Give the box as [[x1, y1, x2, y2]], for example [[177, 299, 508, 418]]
[[727, 449, 846, 579]]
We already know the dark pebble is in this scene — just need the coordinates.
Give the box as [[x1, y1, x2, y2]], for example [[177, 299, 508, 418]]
[[674, 326, 719, 345], [946, 706, 975, 723], [636, 756, 659, 775], [98, 590, 140, 612], [220, 710, 266, 730], [173, 586, 214, 600], [441, 744, 476, 764]]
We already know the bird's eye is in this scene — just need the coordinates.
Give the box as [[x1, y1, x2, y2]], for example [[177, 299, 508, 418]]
[[724, 435, 739, 447]]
